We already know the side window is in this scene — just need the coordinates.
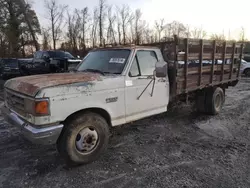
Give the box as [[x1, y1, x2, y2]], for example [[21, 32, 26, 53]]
[[34, 51, 42, 59], [129, 57, 140, 77], [137, 51, 158, 76], [42, 52, 49, 58]]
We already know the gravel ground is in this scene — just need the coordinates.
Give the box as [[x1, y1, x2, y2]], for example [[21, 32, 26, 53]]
[[0, 78, 250, 188]]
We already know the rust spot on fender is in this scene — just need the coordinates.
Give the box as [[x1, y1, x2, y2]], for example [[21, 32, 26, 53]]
[[5, 72, 102, 97]]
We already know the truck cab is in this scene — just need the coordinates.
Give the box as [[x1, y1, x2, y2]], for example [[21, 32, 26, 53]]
[[2, 46, 169, 164]]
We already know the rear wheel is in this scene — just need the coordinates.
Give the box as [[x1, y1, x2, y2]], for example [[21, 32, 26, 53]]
[[205, 87, 225, 115], [57, 112, 110, 165]]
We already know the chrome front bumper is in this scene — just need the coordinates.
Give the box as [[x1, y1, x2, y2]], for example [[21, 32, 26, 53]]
[[1, 106, 64, 145]]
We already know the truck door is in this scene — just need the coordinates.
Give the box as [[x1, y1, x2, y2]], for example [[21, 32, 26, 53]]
[[40, 52, 51, 73], [125, 50, 169, 123], [26, 51, 42, 74]]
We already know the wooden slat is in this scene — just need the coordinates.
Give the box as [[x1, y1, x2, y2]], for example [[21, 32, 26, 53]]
[[220, 42, 226, 81], [179, 39, 213, 46], [177, 38, 242, 48], [184, 38, 188, 91], [230, 43, 236, 79], [177, 53, 241, 61], [177, 78, 239, 94], [199, 40, 203, 86], [237, 44, 244, 78], [172, 35, 178, 97], [211, 40, 216, 83], [177, 64, 234, 77]]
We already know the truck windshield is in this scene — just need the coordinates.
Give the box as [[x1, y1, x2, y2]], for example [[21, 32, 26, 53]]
[[64, 52, 75, 59], [77, 49, 131, 74]]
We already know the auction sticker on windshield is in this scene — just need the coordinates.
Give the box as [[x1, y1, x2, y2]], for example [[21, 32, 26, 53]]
[[109, 58, 126, 64]]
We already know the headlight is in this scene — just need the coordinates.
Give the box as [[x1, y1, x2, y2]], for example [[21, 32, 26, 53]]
[[24, 98, 50, 116]]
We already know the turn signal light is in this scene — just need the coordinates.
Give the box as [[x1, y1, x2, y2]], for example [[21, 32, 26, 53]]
[[35, 100, 49, 115]]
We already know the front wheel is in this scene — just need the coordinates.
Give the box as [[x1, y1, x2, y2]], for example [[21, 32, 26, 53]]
[[57, 112, 110, 165]]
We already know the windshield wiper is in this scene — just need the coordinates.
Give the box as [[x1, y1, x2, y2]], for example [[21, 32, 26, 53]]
[[81, 69, 105, 75]]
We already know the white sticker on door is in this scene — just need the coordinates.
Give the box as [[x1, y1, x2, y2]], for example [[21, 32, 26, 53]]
[[109, 58, 126, 64], [125, 80, 133, 87]]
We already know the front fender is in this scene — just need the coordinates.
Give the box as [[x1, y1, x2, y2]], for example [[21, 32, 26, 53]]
[[49, 92, 125, 126]]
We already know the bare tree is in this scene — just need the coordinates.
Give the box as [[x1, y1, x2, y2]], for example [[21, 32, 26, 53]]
[[164, 23, 172, 39], [42, 27, 50, 50], [143, 25, 153, 44], [134, 9, 142, 44], [106, 6, 116, 44], [115, 6, 122, 45], [184, 24, 190, 38], [170, 21, 186, 38], [91, 7, 98, 47], [210, 33, 225, 41], [239, 27, 246, 42], [129, 13, 135, 43], [118, 5, 133, 44], [44, 0, 67, 50], [191, 27, 199, 39], [66, 9, 81, 52], [77, 7, 89, 50], [191, 27, 206, 39], [200, 30, 207, 39], [155, 19, 165, 42], [98, 0, 106, 47]]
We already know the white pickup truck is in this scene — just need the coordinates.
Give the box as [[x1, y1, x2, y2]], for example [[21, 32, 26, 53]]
[[240, 59, 250, 76], [2, 37, 243, 165]]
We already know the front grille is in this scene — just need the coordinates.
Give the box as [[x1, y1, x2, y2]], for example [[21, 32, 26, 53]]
[[5, 90, 25, 116]]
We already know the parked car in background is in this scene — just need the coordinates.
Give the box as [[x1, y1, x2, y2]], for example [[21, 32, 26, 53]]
[[0, 58, 21, 79], [19, 50, 82, 75], [243, 53, 250, 62], [240, 59, 250, 76]]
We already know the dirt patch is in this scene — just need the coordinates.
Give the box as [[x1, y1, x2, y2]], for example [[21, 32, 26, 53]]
[[0, 78, 250, 188]]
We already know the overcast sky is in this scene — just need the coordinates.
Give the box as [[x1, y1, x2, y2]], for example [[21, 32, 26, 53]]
[[31, 0, 250, 39]]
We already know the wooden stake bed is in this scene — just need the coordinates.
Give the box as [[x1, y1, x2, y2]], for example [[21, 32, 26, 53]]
[[143, 36, 244, 99]]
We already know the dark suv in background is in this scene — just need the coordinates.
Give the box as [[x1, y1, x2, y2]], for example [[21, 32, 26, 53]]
[[0, 58, 21, 79], [19, 50, 82, 75]]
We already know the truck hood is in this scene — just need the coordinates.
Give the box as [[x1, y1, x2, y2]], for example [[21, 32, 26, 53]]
[[4, 72, 102, 97]]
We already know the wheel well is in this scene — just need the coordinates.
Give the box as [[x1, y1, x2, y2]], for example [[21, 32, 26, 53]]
[[243, 68, 250, 73], [64, 108, 112, 127]]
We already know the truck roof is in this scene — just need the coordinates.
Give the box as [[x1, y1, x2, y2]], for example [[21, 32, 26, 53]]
[[91, 45, 159, 51]]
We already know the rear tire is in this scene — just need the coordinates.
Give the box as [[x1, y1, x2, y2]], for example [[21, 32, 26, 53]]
[[205, 87, 225, 115], [57, 112, 110, 165]]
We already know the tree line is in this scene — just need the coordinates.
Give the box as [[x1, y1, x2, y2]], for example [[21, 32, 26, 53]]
[[0, 0, 248, 58]]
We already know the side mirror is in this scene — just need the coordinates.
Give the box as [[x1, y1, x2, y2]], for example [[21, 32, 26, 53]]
[[43, 55, 50, 60], [155, 61, 167, 78]]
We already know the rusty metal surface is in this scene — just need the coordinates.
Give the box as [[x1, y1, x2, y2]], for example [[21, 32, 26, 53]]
[[4, 72, 102, 97]]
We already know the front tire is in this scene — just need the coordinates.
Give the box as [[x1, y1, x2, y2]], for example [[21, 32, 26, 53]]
[[57, 112, 110, 165]]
